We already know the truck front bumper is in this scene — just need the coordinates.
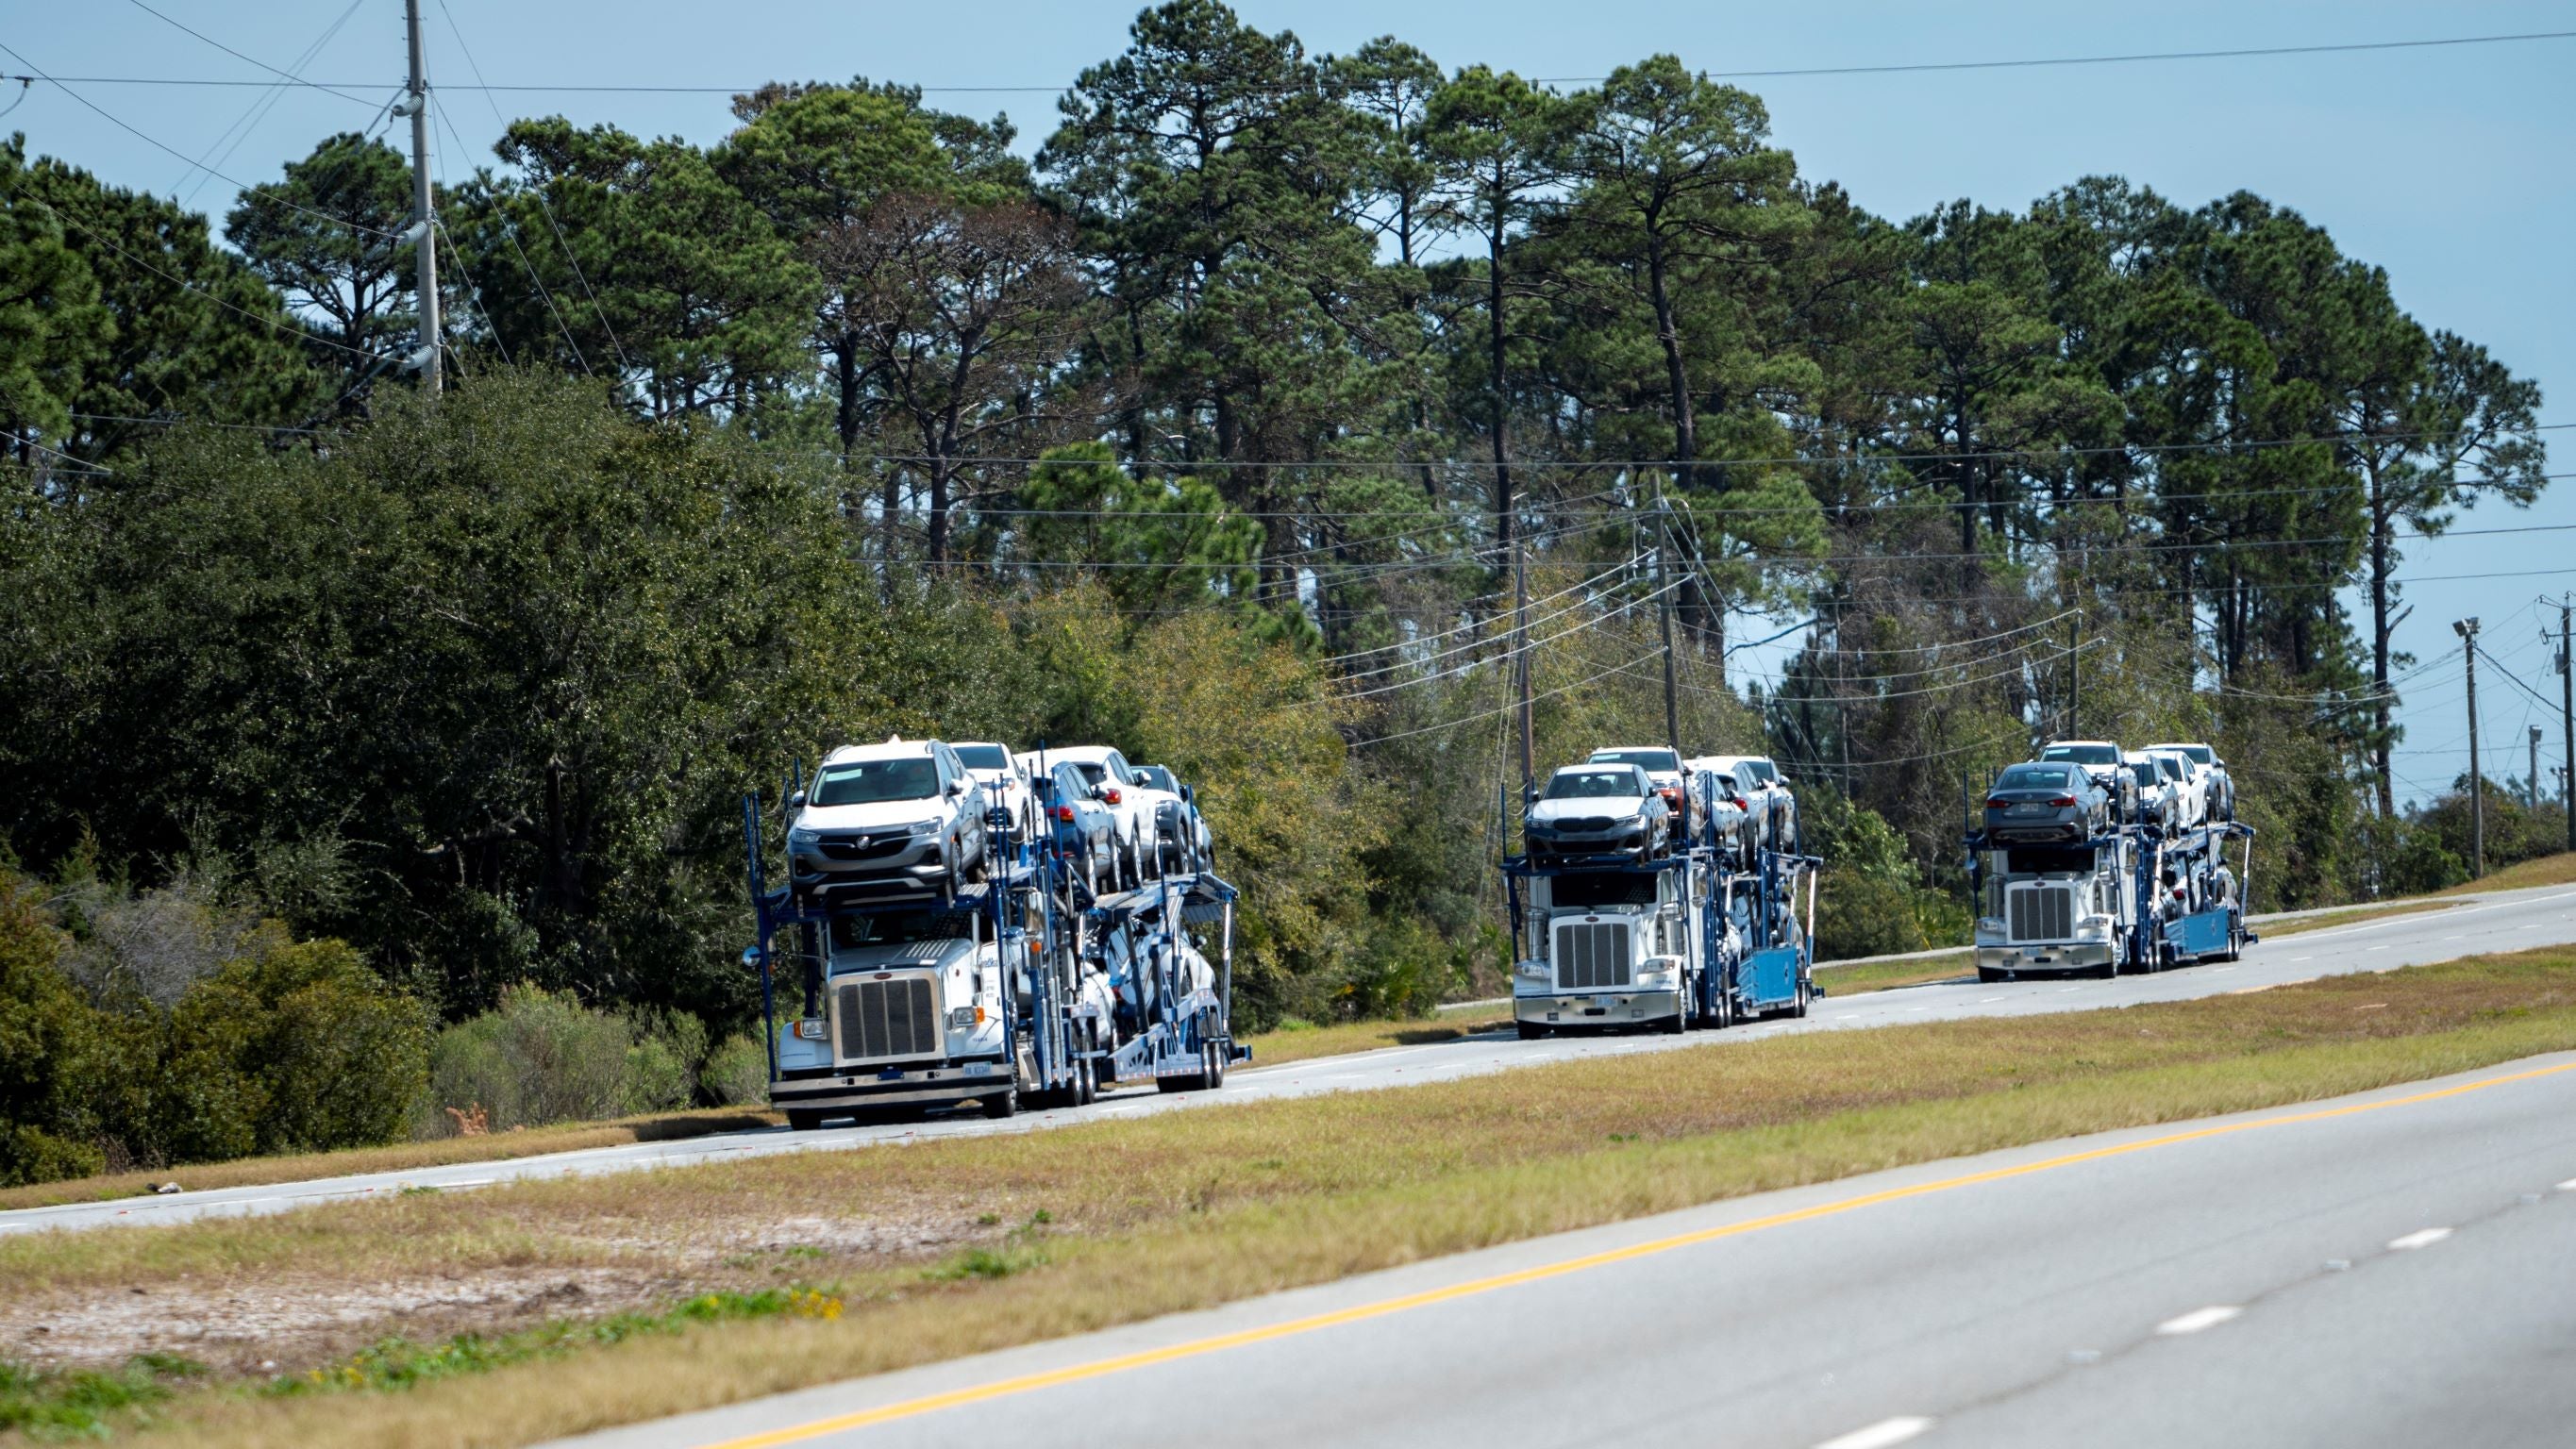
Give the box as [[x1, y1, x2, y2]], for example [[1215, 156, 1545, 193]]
[[770, 1060, 1012, 1116], [1514, 986, 1684, 1026], [1976, 941, 2114, 974]]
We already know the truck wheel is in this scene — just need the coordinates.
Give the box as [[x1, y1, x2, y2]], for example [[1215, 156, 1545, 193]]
[[1661, 1005, 1687, 1035], [980, 1088, 1019, 1119], [1076, 1057, 1096, 1106], [784, 1109, 828, 1132], [1207, 1041, 1226, 1089], [1515, 1022, 1547, 1041], [1977, 966, 2011, 984]]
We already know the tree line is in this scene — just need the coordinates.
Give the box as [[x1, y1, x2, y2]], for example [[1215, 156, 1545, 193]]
[[0, 0, 2554, 1069]]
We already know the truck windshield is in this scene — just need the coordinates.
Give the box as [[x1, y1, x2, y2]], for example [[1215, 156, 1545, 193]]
[[953, 744, 1010, 771], [1592, 749, 1681, 774], [812, 758, 937, 805], [828, 911, 962, 949], [1547, 769, 1645, 799]]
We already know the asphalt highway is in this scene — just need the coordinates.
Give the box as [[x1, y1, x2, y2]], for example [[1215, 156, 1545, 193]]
[[549, 1049, 2576, 1449], [6, 881, 2573, 1238]]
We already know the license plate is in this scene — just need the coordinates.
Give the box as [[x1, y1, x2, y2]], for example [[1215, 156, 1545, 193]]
[[2009, 803, 2045, 815], [876, 1067, 904, 1080], [1594, 994, 1620, 1008]]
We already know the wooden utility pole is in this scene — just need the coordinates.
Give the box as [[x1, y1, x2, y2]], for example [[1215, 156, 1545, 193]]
[[1514, 535, 1533, 797], [1656, 498, 1681, 757], [2457, 616, 2483, 876], [402, 0, 441, 392], [2557, 597, 2573, 853]]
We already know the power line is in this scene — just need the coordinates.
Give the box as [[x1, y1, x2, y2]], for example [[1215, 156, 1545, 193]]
[[23, 27, 2574, 95], [117, 0, 375, 106], [1346, 648, 1669, 749], [0, 39, 405, 239]]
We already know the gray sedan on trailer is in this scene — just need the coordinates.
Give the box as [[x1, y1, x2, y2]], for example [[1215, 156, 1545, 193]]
[[1525, 763, 1670, 866], [1982, 761, 2111, 843]]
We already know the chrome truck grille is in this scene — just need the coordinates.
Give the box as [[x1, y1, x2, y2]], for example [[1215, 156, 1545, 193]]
[[832, 976, 941, 1063], [2008, 886, 2075, 942], [1553, 920, 1633, 990]]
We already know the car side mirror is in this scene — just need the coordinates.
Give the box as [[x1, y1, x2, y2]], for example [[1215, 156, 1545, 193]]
[[788, 790, 807, 810], [740, 945, 765, 972], [945, 780, 964, 797]]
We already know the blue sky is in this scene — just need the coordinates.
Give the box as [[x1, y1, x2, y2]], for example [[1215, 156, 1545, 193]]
[[9, 1, 2574, 807]]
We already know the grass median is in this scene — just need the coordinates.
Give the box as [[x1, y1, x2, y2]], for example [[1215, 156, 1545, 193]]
[[5, 948, 2574, 1446]]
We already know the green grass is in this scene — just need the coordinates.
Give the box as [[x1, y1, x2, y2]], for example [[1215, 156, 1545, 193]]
[[24, 949, 2576, 1449], [1814, 951, 1971, 995], [0, 1353, 204, 1438]]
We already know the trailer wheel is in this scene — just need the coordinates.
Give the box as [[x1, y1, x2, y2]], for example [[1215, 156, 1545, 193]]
[[1207, 1041, 1226, 1089], [1791, 974, 1812, 1018], [1075, 1057, 1096, 1106]]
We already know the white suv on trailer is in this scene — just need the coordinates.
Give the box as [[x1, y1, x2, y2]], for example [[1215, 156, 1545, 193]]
[[786, 738, 990, 908]]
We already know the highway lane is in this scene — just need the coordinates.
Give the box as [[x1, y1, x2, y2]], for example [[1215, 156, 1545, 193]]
[[7, 880, 2573, 1237], [546, 1050, 2576, 1449]]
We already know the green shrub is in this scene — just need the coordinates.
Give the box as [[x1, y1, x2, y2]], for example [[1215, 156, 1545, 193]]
[[0, 874, 111, 1185], [428, 985, 707, 1131], [700, 1032, 771, 1107], [159, 931, 431, 1158]]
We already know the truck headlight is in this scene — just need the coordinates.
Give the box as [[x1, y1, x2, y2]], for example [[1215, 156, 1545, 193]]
[[1514, 959, 1550, 980], [947, 1006, 984, 1030], [792, 1018, 828, 1041], [2075, 913, 2114, 939], [1976, 916, 2006, 934]]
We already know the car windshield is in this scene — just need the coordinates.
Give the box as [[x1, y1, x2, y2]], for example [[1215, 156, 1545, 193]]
[[2130, 763, 2160, 788], [953, 744, 1010, 771], [2042, 743, 2118, 766], [1747, 760, 1780, 783], [2180, 745, 2216, 765], [811, 758, 937, 806], [1995, 765, 2074, 791], [2158, 758, 2184, 782], [1592, 749, 1681, 774], [1135, 766, 1177, 791], [1547, 769, 1644, 800], [1070, 762, 1108, 788]]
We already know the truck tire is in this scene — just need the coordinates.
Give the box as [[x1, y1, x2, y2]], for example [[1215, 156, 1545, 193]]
[[1515, 1022, 1547, 1041], [980, 1087, 1019, 1119], [785, 1109, 829, 1132], [1076, 1057, 1096, 1106], [1207, 1041, 1226, 1089], [1977, 966, 2012, 984], [1792, 974, 1812, 1018]]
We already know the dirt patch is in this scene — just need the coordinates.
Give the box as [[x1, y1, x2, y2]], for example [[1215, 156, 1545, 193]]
[[0, 1201, 996, 1378], [0, 1268, 671, 1375]]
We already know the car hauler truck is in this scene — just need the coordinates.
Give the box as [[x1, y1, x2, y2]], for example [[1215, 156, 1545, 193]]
[[740, 759, 1246, 1126], [1969, 814, 2255, 981], [1505, 768, 1820, 1037]]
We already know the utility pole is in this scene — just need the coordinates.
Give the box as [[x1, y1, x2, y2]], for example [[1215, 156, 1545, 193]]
[[1513, 535, 1533, 799], [2557, 596, 2573, 853], [1655, 498, 1681, 757], [2532, 726, 2545, 808], [2455, 617, 2483, 876], [402, 0, 441, 393], [2066, 615, 2080, 737]]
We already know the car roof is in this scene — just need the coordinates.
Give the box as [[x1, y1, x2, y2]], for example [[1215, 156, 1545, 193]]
[[1687, 753, 1767, 768], [1044, 744, 1119, 764], [821, 738, 936, 764], [2041, 740, 2118, 750], [1552, 762, 1647, 779]]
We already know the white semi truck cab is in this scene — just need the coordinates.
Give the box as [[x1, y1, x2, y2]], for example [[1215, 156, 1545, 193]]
[[1512, 868, 1695, 1031], [768, 906, 1032, 1123], [1972, 838, 2139, 977]]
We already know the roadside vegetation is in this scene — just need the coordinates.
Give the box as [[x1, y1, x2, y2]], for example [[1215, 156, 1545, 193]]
[[3, 951, 2571, 1446]]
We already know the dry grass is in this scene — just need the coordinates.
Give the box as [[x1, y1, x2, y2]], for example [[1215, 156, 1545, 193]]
[[0, 1109, 779, 1214], [10, 949, 2576, 1447], [2435, 851, 2576, 895], [1239, 1014, 1513, 1067], [1813, 951, 1972, 995]]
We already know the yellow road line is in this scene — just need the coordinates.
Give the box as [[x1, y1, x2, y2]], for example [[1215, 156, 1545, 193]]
[[699, 1056, 2576, 1448]]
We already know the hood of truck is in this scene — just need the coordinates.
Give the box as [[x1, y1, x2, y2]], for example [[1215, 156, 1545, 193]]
[[829, 937, 973, 975]]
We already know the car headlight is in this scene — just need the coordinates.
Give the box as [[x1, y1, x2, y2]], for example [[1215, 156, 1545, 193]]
[[903, 819, 943, 835], [788, 828, 818, 848]]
